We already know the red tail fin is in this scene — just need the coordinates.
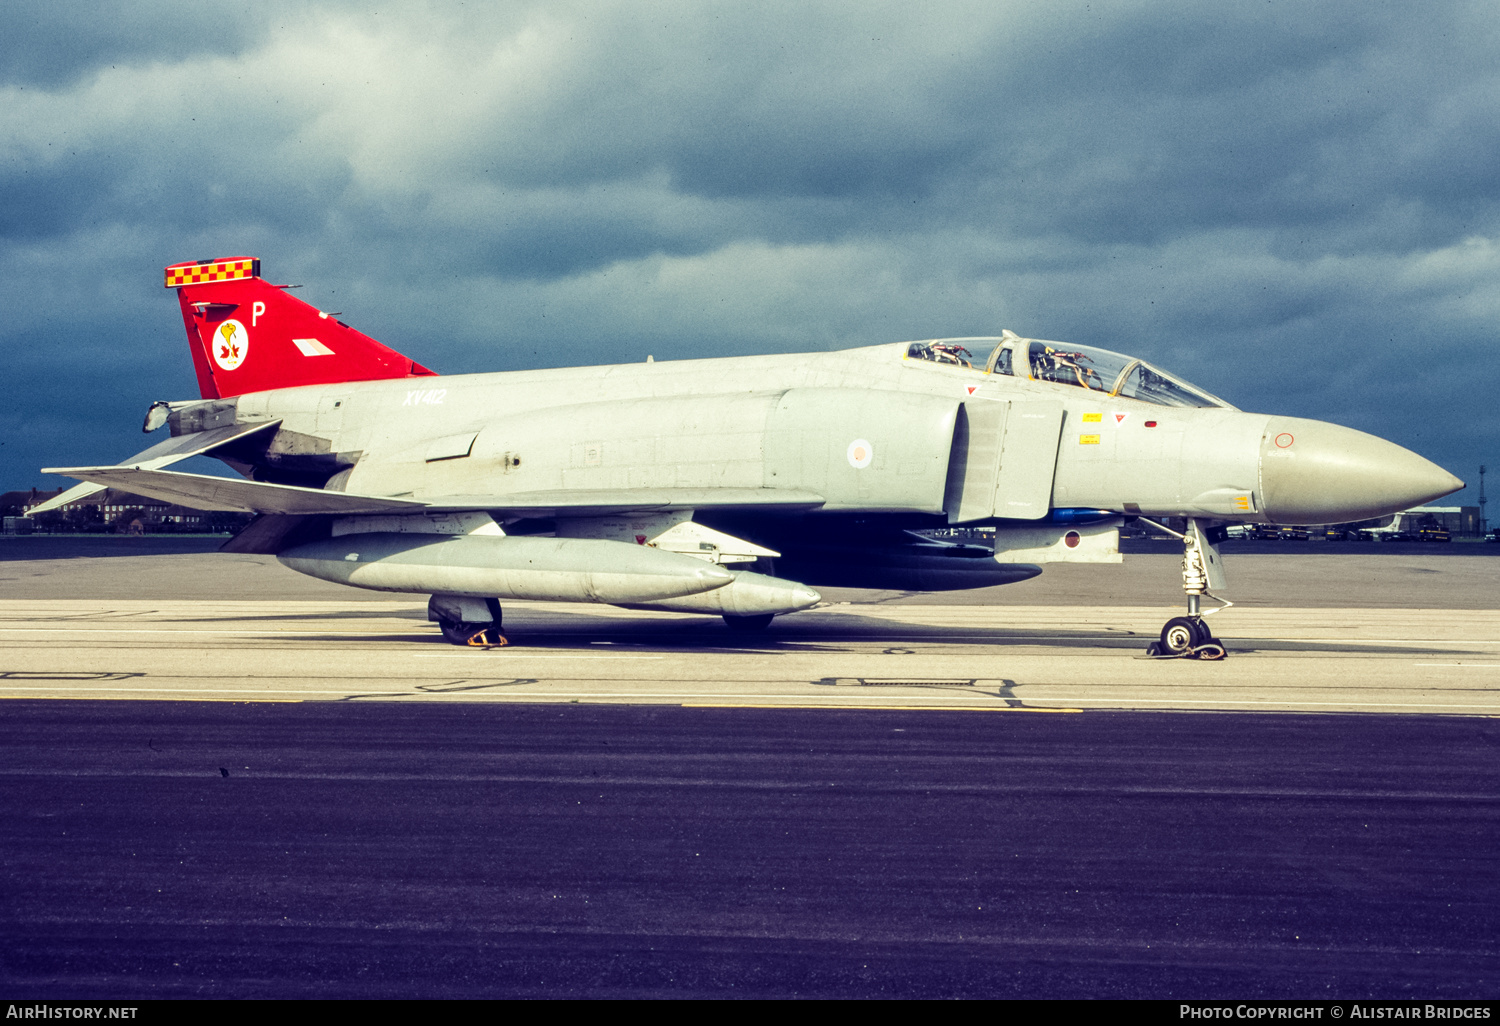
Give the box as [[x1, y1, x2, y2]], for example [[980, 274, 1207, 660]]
[[166, 257, 437, 399]]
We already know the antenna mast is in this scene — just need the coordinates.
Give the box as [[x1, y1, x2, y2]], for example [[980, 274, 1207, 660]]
[[1481, 464, 1488, 537]]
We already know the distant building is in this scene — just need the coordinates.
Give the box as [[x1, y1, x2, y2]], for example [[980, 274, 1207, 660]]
[[1406, 506, 1482, 537], [2, 486, 251, 534], [0, 488, 62, 533], [0, 488, 64, 517]]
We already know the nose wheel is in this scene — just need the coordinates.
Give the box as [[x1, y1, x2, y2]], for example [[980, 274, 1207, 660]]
[[1161, 616, 1209, 652], [1148, 615, 1224, 660]]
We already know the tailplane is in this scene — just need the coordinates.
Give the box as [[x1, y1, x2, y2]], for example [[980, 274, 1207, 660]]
[[166, 257, 437, 399]]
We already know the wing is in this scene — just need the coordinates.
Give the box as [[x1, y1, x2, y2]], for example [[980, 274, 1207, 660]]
[[31, 421, 282, 514], [40, 466, 826, 517], [40, 465, 426, 515]]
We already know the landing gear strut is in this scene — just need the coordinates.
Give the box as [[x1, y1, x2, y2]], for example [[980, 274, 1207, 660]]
[[429, 595, 507, 647], [1141, 519, 1230, 660]]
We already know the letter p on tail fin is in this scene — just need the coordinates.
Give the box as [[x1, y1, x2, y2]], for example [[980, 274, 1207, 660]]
[[165, 257, 437, 399]]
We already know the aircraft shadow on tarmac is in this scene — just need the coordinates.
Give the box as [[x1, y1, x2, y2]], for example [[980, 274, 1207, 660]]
[[32, 600, 1482, 657], [166, 609, 431, 624], [295, 616, 1488, 659]]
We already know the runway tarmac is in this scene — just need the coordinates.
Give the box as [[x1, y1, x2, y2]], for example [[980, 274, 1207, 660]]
[[2, 700, 1495, 999], [2, 537, 1499, 713], [3, 599, 1500, 716], [1, 538, 1496, 998]]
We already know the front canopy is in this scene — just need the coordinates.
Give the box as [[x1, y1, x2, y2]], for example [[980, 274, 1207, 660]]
[[904, 332, 1233, 409]]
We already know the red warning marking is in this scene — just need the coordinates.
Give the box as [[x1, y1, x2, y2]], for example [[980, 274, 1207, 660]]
[[1113, 412, 1128, 425], [966, 385, 978, 395], [635, 535, 647, 545], [1064, 531, 1081, 549]]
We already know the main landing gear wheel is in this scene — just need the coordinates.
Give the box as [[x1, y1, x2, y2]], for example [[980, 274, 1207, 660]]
[[439, 620, 508, 647], [723, 613, 774, 632], [430, 596, 507, 647]]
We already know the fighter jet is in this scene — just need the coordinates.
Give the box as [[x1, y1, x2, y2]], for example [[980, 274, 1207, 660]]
[[39, 257, 1462, 657]]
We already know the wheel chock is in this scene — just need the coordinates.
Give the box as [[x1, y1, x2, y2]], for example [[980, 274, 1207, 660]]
[[1192, 641, 1226, 661], [1140, 640, 1227, 660]]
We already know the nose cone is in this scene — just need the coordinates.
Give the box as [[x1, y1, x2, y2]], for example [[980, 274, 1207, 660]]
[[1260, 417, 1463, 524]]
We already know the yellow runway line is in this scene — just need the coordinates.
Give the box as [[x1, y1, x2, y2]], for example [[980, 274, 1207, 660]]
[[680, 703, 1083, 712], [0, 695, 303, 703]]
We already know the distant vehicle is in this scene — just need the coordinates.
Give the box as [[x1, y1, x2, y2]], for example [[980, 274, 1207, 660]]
[[1486, 529, 1500, 543], [36, 256, 1464, 656], [1412, 516, 1450, 543], [1233, 524, 1306, 541]]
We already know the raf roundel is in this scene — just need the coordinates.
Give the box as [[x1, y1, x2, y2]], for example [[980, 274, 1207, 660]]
[[847, 438, 873, 469], [212, 319, 249, 372]]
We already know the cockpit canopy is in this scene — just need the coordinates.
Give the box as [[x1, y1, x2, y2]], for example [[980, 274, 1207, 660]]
[[904, 330, 1232, 409]]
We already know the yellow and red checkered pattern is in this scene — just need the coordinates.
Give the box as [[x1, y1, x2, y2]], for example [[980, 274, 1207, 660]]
[[164, 258, 260, 288]]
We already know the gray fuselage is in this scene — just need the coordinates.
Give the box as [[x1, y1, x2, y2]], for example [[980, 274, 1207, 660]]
[[216, 340, 1456, 528]]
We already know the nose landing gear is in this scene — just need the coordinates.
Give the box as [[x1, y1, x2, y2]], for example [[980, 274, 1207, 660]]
[[1141, 518, 1231, 660]]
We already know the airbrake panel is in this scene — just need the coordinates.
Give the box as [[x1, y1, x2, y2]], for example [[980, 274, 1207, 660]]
[[994, 401, 1064, 519], [945, 400, 1063, 522], [944, 401, 1006, 524]]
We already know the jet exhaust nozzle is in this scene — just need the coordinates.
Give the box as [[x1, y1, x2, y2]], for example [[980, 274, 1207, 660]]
[[278, 533, 735, 604]]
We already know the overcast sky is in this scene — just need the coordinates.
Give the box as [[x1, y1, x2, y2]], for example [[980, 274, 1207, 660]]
[[3, 0, 1497, 511]]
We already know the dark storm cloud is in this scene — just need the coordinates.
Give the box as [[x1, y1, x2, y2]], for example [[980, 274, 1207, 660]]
[[3, 0, 1498, 499], [0, 1, 270, 88]]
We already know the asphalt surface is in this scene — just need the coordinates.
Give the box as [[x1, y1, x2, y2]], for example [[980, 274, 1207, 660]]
[[5, 600, 1500, 715], [1, 701, 1495, 999], [1, 536, 1497, 1000]]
